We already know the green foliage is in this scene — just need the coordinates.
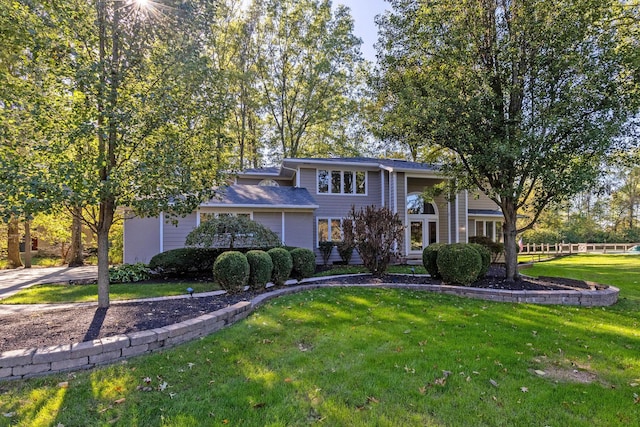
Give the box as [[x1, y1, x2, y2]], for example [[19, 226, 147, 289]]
[[268, 247, 293, 286], [422, 243, 444, 279], [149, 248, 223, 276], [245, 250, 273, 291], [318, 241, 334, 266], [213, 251, 250, 293], [290, 248, 316, 281], [469, 236, 504, 263], [376, 0, 636, 281], [436, 244, 482, 286], [343, 205, 404, 277], [468, 243, 491, 279], [185, 216, 282, 249], [108, 262, 151, 284]]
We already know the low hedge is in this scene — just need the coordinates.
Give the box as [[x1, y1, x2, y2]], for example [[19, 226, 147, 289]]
[[148, 248, 223, 276], [290, 248, 316, 281], [213, 251, 250, 293], [268, 247, 293, 286], [436, 243, 482, 286], [246, 250, 273, 290]]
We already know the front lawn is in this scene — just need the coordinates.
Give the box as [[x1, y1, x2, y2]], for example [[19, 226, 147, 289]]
[[0, 282, 220, 304], [1, 254, 639, 426]]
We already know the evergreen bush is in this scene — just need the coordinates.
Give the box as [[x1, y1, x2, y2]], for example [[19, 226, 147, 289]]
[[468, 243, 491, 279], [468, 236, 505, 263], [213, 251, 249, 293], [290, 248, 316, 281], [268, 247, 293, 286], [318, 241, 334, 266], [148, 248, 222, 276], [245, 250, 273, 290], [436, 243, 482, 286], [422, 243, 444, 279]]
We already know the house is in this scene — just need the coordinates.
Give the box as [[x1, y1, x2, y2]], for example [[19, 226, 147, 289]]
[[123, 157, 504, 264]]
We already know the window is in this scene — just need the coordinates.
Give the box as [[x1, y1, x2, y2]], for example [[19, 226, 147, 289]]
[[474, 220, 503, 242], [407, 194, 436, 215], [317, 218, 343, 244], [200, 212, 251, 223], [317, 169, 367, 195], [258, 179, 279, 187]]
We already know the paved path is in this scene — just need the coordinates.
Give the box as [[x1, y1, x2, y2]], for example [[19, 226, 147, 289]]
[[0, 265, 98, 299]]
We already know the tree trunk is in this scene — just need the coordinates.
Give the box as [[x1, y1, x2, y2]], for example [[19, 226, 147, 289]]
[[7, 216, 22, 269], [501, 201, 520, 282], [66, 206, 85, 267], [23, 219, 31, 268], [97, 199, 114, 308]]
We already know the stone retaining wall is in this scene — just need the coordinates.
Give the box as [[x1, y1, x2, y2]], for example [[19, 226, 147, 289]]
[[0, 282, 618, 381]]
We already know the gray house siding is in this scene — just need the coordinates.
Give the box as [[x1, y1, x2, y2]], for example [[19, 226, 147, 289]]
[[163, 213, 197, 252], [284, 212, 314, 249], [253, 211, 283, 242], [124, 216, 160, 264]]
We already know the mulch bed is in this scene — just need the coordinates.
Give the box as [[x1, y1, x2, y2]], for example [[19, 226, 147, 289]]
[[0, 266, 594, 353]]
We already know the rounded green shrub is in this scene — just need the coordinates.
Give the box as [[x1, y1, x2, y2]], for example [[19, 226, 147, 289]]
[[436, 243, 482, 286], [245, 250, 273, 290], [290, 248, 316, 281], [149, 248, 223, 276], [469, 243, 491, 279], [422, 243, 444, 279], [213, 251, 249, 293], [268, 247, 293, 286]]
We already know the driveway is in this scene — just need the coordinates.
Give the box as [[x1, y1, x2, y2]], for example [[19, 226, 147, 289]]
[[0, 265, 98, 299]]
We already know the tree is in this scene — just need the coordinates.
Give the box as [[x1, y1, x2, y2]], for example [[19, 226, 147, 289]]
[[38, 1, 232, 307], [253, 0, 363, 159], [343, 205, 404, 277], [375, 0, 638, 280]]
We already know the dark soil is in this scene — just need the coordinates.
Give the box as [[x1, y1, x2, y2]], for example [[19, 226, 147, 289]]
[[0, 266, 594, 353]]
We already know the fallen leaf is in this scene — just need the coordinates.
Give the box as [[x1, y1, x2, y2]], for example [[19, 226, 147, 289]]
[[404, 329, 411, 334], [442, 370, 452, 378], [489, 379, 499, 387], [3, 413, 16, 418], [143, 377, 152, 384], [253, 402, 266, 409], [419, 386, 427, 395], [367, 396, 380, 404], [434, 377, 446, 386], [634, 393, 640, 404], [58, 382, 69, 388], [169, 393, 176, 399], [284, 378, 293, 383], [534, 370, 546, 376], [223, 420, 229, 424], [114, 398, 126, 405], [520, 387, 529, 393], [158, 382, 168, 391], [188, 363, 195, 369], [630, 382, 639, 387]]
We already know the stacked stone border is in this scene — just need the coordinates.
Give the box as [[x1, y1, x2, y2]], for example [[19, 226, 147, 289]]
[[0, 282, 618, 381]]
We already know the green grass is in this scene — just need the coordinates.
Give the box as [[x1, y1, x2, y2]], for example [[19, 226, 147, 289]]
[[523, 254, 640, 303], [1, 254, 639, 425], [0, 282, 221, 304]]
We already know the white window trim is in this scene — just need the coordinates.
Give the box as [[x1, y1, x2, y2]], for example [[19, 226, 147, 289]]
[[316, 169, 368, 196], [316, 217, 344, 246], [473, 219, 503, 242]]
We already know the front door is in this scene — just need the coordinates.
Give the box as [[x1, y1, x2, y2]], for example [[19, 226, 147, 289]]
[[409, 219, 437, 253]]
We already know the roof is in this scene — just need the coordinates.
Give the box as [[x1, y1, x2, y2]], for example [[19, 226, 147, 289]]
[[468, 209, 503, 217], [283, 157, 441, 173], [201, 185, 318, 209]]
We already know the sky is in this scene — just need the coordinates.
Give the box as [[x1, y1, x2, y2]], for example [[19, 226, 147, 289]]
[[332, 0, 389, 62]]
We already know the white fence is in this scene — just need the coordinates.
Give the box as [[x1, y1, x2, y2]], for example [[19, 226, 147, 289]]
[[520, 242, 638, 255]]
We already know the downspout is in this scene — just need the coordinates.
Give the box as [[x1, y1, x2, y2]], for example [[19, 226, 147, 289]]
[[159, 212, 164, 253]]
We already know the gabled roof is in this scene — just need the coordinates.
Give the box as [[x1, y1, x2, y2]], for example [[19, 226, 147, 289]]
[[283, 157, 441, 173], [201, 184, 318, 209]]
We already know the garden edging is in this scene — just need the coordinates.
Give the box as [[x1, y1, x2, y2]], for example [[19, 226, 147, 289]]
[[0, 280, 618, 381]]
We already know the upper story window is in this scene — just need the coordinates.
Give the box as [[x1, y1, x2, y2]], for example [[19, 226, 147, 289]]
[[407, 194, 436, 215], [258, 179, 279, 187], [317, 169, 366, 195]]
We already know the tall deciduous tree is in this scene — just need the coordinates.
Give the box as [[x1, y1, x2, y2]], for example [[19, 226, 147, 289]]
[[375, 0, 639, 280], [43, 0, 231, 307], [253, 0, 363, 159]]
